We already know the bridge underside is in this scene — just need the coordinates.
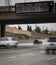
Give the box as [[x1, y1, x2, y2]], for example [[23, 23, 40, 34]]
[[0, 12, 56, 24], [0, 12, 56, 37], [1, 18, 56, 24]]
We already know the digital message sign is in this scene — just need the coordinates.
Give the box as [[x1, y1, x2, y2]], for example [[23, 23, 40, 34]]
[[15, 1, 54, 14]]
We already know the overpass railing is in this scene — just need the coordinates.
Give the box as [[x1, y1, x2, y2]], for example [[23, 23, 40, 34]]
[[0, 4, 56, 13], [0, 6, 15, 12]]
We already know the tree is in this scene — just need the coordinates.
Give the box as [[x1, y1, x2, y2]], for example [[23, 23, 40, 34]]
[[44, 27, 49, 34], [34, 26, 41, 33], [27, 25, 30, 31], [18, 26, 22, 30], [29, 26, 32, 32], [27, 25, 32, 32]]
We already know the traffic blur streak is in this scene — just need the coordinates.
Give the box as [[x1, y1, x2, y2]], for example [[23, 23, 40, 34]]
[[17, 40, 45, 50]]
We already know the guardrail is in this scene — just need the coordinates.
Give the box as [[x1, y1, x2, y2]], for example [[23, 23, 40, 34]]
[[0, 6, 15, 12]]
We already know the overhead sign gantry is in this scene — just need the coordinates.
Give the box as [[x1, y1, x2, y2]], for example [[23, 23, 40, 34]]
[[0, 1, 56, 37], [15, 1, 54, 14]]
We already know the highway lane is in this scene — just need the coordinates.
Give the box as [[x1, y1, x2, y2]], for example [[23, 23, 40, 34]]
[[0, 48, 56, 65]]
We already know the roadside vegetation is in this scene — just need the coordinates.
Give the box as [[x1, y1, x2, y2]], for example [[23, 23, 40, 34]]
[[4, 25, 56, 39], [17, 34, 30, 39]]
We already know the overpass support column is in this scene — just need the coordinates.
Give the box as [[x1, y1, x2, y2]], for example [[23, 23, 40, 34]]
[[1, 24, 6, 37]]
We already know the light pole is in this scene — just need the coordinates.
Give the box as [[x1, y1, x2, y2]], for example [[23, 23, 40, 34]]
[[53, 0, 55, 11], [25, 0, 26, 3], [54, 0, 55, 11], [9, 0, 12, 6]]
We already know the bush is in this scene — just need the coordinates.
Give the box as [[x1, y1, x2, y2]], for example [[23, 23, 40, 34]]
[[34, 26, 41, 33], [23, 34, 30, 39], [17, 34, 30, 39], [17, 34, 23, 39]]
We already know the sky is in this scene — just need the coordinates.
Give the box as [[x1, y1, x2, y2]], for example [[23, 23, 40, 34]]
[[9, 23, 56, 31], [11, 0, 55, 5], [0, 0, 56, 6]]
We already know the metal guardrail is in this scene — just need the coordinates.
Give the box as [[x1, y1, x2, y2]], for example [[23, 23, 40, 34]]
[[0, 5, 56, 12], [0, 6, 15, 12]]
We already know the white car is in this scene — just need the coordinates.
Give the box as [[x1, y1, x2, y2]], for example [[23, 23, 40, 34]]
[[0, 37, 18, 48], [45, 37, 56, 54]]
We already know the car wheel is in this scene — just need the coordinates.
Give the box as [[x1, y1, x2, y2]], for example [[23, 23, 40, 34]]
[[52, 50, 55, 54], [14, 45, 17, 48], [6, 43, 11, 48], [14, 43, 18, 48], [46, 49, 49, 54]]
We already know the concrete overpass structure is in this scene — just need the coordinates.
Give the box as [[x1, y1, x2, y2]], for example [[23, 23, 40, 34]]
[[0, 11, 56, 24], [0, 6, 56, 37]]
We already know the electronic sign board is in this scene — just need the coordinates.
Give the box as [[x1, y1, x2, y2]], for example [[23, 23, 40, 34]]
[[15, 1, 54, 14]]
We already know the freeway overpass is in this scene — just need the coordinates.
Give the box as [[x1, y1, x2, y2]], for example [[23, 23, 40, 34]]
[[0, 11, 56, 37], [0, 11, 56, 24], [0, 6, 56, 37]]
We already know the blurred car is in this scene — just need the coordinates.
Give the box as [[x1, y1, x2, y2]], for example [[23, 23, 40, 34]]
[[45, 37, 56, 54], [0, 37, 18, 48], [33, 39, 42, 44]]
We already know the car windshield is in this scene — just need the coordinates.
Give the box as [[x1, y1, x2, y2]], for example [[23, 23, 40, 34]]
[[1, 38, 8, 41], [11, 38, 17, 41], [48, 37, 56, 42]]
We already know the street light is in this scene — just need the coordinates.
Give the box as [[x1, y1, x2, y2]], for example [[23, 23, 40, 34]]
[[53, 0, 55, 11], [25, 0, 26, 3]]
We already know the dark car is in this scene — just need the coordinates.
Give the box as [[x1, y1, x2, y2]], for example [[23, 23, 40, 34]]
[[33, 39, 42, 44]]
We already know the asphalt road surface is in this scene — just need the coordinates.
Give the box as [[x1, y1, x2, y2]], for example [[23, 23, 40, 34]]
[[0, 48, 56, 65]]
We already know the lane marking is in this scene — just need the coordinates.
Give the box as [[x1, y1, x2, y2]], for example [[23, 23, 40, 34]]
[[0, 51, 44, 60], [46, 56, 56, 60], [19, 53, 35, 57], [19, 51, 44, 57], [0, 56, 16, 60], [0, 51, 56, 62], [8, 56, 16, 59]]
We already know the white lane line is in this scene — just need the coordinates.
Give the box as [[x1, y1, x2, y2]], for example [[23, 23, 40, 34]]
[[34, 56, 56, 63], [19, 52, 43, 57], [46, 56, 56, 60], [0, 53, 35, 60], [0, 58, 8, 60], [0, 56, 17, 60], [0, 51, 44, 60], [19, 53, 35, 57], [8, 56, 16, 59]]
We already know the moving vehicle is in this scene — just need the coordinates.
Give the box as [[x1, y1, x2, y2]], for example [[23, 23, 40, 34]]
[[45, 37, 56, 54], [33, 39, 42, 44], [0, 37, 18, 48]]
